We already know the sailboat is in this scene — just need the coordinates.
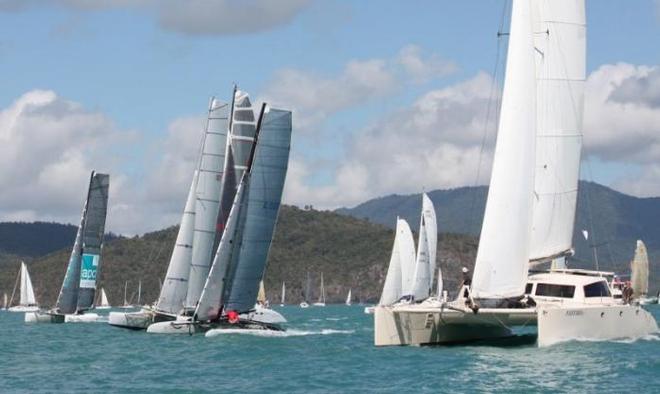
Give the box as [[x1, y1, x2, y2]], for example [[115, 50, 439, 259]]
[[7, 262, 39, 312], [404, 193, 438, 302], [630, 240, 657, 305], [117, 281, 133, 309], [280, 282, 286, 306], [300, 272, 310, 308], [313, 273, 326, 306], [375, 0, 657, 347], [146, 94, 293, 335], [345, 289, 352, 306], [110, 90, 234, 330], [96, 288, 111, 309], [3, 292, 7, 310], [25, 172, 109, 324]]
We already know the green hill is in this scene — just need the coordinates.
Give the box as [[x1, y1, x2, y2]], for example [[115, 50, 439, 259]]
[[337, 181, 660, 292], [0, 206, 477, 307]]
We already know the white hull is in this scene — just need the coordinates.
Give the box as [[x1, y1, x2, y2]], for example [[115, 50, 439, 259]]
[[364, 306, 375, 315], [95, 306, 111, 310], [537, 304, 658, 347], [24, 311, 65, 323], [64, 313, 101, 323], [148, 307, 287, 335], [312, 302, 326, 307], [299, 302, 309, 308], [374, 303, 534, 346], [108, 309, 171, 330], [8, 305, 39, 313]]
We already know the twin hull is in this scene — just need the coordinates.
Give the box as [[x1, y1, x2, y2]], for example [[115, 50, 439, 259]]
[[374, 304, 658, 347]]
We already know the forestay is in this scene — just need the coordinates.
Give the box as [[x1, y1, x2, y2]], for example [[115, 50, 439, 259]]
[[528, 0, 585, 261], [472, 0, 537, 299]]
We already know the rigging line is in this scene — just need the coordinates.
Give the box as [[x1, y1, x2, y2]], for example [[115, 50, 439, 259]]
[[468, 0, 510, 234]]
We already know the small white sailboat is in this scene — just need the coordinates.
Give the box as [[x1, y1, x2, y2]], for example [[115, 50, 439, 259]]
[[26, 172, 109, 324], [345, 289, 352, 306], [118, 281, 133, 309], [300, 271, 311, 308], [3, 292, 7, 310], [96, 288, 111, 310], [313, 273, 326, 307], [375, 0, 657, 347], [280, 282, 286, 306], [630, 240, 657, 304], [7, 262, 39, 312]]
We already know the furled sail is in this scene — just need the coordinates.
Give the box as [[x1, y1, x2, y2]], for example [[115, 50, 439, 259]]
[[472, 0, 537, 299], [223, 107, 292, 313], [19, 262, 37, 306], [76, 172, 110, 311], [155, 171, 198, 315], [631, 240, 649, 297], [528, 0, 586, 262], [185, 98, 229, 309]]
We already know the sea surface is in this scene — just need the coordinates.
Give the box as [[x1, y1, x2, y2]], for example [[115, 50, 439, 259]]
[[1, 305, 659, 393]]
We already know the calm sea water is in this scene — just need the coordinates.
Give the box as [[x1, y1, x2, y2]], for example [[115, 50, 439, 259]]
[[1, 305, 659, 393]]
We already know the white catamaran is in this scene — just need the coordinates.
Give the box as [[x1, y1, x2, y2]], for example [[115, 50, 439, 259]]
[[7, 262, 39, 312], [25, 172, 110, 324], [142, 91, 292, 335], [375, 0, 658, 347]]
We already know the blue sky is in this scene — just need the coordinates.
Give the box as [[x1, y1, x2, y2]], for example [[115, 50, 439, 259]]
[[1, 0, 659, 234]]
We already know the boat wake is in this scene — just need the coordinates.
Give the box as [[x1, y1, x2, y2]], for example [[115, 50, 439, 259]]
[[205, 328, 354, 338]]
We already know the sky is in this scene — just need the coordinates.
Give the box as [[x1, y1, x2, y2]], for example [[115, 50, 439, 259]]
[[0, 0, 659, 235]]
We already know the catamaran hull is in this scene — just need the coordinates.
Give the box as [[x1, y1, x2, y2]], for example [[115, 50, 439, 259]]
[[147, 308, 287, 335], [537, 305, 658, 347], [108, 310, 174, 330], [24, 312, 65, 323], [8, 306, 39, 313], [64, 313, 101, 323], [374, 305, 536, 346]]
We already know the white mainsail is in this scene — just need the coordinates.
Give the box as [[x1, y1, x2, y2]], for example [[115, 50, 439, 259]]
[[410, 216, 430, 300], [185, 98, 229, 309], [631, 240, 649, 297], [380, 218, 415, 305], [19, 262, 37, 307], [257, 280, 267, 304], [3, 293, 7, 309], [528, 0, 586, 262], [472, 0, 537, 299], [346, 289, 352, 306], [409, 193, 438, 300], [317, 273, 326, 304], [398, 220, 416, 298], [281, 282, 286, 305], [155, 171, 198, 314], [422, 194, 438, 292]]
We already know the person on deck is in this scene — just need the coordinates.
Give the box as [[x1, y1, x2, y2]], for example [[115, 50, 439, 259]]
[[461, 267, 471, 298]]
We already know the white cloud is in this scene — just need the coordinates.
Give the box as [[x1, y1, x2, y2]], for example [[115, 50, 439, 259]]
[[0, 90, 136, 229], [0, 0, 311, 36], [261, 47, 459, 131], [397, 45, 457, 83], [282, 72, 496, 208]]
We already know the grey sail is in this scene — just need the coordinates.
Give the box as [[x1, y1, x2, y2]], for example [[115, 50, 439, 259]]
[[224, 107, 292, 313], [55, 174, 91, 314], [76, 172, 110, 311], [185, 98, 229, 309]]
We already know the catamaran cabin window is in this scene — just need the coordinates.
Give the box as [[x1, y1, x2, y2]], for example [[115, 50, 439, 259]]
[[525, 283, 533, 294], [535, 283, 575, 298], [583, 281, 611, 298]]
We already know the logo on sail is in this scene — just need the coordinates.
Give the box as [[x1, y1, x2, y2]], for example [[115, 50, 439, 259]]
[[80, 253, 99, 288]]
